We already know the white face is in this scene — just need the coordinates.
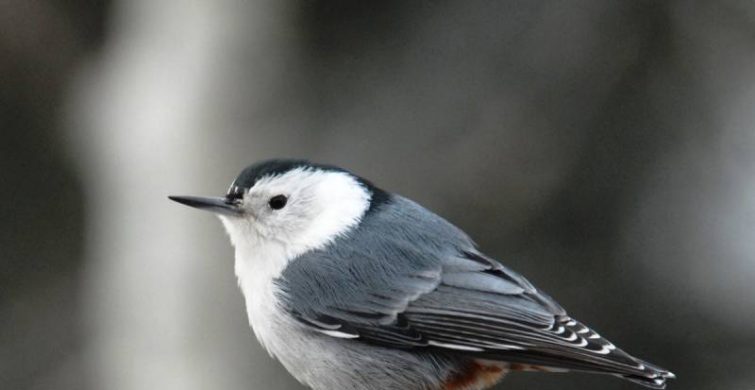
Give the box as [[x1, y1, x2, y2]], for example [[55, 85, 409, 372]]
[[219, 168, 372, 255]]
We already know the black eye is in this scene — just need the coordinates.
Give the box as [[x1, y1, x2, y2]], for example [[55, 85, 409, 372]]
[[268, 195, 288, 210]]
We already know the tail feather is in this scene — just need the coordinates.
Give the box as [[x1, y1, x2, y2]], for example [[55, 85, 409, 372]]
[[619, 359, 675, 389], [552, 317, 675, 388], [473, 316, 675, 388], [621, 371, 675, 389]]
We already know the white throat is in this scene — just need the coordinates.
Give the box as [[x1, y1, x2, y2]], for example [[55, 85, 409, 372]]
[[218, 169, 372, 352]]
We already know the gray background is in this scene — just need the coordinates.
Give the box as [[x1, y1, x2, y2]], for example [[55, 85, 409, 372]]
[[2, 1, 754, 389]]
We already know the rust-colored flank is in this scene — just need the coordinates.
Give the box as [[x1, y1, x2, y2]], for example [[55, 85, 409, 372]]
[[442, 360, 508, 390]]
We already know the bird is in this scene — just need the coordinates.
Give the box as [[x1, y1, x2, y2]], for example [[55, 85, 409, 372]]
[[169, 158, 674, 390]]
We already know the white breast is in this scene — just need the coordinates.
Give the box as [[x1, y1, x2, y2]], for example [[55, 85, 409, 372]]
[[232, 237, 292, 355], [231, 237, 361, 390]]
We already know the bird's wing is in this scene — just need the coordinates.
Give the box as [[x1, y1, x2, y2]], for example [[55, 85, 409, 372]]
[[276, 197, 673, 388]]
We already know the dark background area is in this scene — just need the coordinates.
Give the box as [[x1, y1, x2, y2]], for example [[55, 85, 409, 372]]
[[2, 1, 754, 389]]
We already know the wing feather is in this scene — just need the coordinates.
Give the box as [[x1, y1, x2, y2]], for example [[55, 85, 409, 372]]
[[276, 196, 673, 387]]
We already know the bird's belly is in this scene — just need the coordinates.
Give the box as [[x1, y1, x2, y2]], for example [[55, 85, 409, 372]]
[[243, 293, 467, 390]]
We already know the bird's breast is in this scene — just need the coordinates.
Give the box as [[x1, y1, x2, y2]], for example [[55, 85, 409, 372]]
[[233, 241, 294, 354]]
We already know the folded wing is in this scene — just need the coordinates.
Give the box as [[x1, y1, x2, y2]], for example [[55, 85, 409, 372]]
[[276, 197, 673, 388]]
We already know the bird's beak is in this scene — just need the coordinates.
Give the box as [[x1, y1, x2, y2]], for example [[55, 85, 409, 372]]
[[168, 195, 243, 216]]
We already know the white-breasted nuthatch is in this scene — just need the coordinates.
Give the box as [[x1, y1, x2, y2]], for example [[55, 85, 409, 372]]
[[169, 159, 674, 390]]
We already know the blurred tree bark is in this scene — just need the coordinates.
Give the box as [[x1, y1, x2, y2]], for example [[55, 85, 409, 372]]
[[69, 1, 305, 389], [0, 0, 106, 388]]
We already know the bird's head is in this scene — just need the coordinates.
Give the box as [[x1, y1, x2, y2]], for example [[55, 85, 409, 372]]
[[169, 159, 386, 253]]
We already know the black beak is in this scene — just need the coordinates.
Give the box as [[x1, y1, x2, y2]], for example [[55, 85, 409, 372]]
[[168, 195, 243, 216]]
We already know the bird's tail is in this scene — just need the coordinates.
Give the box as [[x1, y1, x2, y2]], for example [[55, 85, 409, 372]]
[[618, 360, 676, 389], [477, 315, 676, 389]]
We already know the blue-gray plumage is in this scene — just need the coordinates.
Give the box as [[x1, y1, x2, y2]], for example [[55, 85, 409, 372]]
[[169, 159, 675, 390]]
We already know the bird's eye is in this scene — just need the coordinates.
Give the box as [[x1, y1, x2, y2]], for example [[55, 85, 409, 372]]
[[268, 195, 288, 210]]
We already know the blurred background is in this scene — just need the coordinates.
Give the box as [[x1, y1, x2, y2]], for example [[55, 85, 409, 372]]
[[2, 1, 754, 389]]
